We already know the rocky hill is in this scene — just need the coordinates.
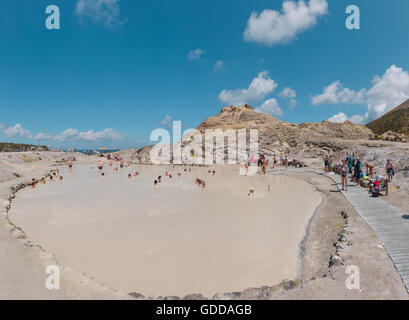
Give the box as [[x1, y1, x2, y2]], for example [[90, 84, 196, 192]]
[[125, 105, 375, 163], [196, 105, 373, 155], [366, 99, 409, 136]]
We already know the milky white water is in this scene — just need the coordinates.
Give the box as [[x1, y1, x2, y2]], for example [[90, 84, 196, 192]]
[[9, 163, 321, 297]]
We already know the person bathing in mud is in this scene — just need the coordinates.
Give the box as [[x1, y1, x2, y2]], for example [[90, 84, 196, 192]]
[[68, 159, 73, 169], [262, 160, 267, 175], [195, 178, 206, 188], [30, 178, 37, 188]]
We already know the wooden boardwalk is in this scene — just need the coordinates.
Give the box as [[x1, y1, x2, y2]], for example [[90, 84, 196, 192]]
[[329, 173, 409, 292]]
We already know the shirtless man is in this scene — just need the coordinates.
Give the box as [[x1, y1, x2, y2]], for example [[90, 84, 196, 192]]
[[98, 160, 103, 170]]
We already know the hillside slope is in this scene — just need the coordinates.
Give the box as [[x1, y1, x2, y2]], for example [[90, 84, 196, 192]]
[[366, 99, 409, 135]]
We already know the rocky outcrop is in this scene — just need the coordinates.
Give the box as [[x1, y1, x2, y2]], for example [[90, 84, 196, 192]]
[[371, 131, 407, 142]]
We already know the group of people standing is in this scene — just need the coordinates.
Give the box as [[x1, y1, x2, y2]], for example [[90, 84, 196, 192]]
[[325, 153, 395, 192]]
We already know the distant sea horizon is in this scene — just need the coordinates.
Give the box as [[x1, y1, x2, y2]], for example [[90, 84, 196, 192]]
[[67, 149, 122, 154]]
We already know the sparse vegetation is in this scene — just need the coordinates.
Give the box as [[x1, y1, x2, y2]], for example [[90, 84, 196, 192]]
[[0, 142, 48, 152], [366, 99, 409, 136]]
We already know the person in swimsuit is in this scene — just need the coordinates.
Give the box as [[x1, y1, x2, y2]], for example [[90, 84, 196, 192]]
[[386, 159, 394, 182], [329, 156, 334, 172], [120, 160, 125, 168], [324, 155, 329, 173], [262, 161, 267, 175], [340, 159, 348, 191], [68, 159, 73, 169], [98, 161, 103, 170]]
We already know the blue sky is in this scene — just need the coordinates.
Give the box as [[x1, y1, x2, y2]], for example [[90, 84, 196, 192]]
[[1, 0, 409, 148]]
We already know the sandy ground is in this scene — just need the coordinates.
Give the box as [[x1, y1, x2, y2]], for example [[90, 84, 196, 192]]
[[8, 163, 321, 297]]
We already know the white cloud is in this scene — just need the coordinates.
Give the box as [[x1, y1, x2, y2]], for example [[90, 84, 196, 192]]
[[328, 112, 366, 124], [187, 49, 205, 61], [255, 98, 283, 116], [160, 115, 172, 126], [279, 87, 297, 108], [213, 60, 225, 71], [312, 65, 409, 123], [34, 128, 122, 143], [311, 81, 366, 106], [366, 65, 409, 120], [2, 124, 32, 139], [243, 0, 328, 46], [288, 99, 298, 109], [75, 0, 126, 27], [218, 71, 277, 106], [279, 87, 296, 99]]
